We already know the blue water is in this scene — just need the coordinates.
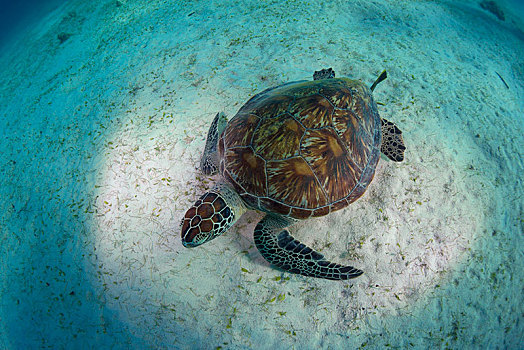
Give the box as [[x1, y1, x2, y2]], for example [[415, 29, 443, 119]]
[[0, 0, 522, 349], [0, 0, 68, 48]]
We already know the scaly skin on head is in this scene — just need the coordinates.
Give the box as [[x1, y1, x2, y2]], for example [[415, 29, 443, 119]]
[[181, 183, 247, 247]]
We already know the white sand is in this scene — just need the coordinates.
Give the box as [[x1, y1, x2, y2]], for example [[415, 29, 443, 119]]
[[0, 0, 522, 348]]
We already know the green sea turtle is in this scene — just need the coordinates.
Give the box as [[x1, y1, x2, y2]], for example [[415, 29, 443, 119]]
[[181, 68, 405, 280]]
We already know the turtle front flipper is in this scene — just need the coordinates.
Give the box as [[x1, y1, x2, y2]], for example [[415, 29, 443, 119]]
[[381, 118, 406, 162], [254, 214, 363, 280], [200, 112, 228, 175]]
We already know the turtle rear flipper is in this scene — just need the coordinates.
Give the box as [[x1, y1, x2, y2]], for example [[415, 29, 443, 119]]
[[200, 112, 228, 175], [254, 214, 363, 280], [381, 118, 406, 162]]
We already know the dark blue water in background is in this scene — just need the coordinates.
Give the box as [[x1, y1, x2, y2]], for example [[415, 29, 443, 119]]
[[0, 0, 68, 48]]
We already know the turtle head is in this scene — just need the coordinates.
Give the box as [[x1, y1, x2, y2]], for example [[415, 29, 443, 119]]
[[181, 185, 245, 247]]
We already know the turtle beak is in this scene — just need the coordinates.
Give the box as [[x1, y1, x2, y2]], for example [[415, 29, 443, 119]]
[[181, 232, 210, 248], [181, 234, 197, 248], [181, 222, 212, 247]]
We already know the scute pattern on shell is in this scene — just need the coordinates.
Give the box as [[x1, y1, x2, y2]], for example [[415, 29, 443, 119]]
[[219, 78, 381, 219]]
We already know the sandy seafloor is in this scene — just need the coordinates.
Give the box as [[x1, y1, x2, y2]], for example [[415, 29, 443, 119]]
[[0, 0, 523, 348]]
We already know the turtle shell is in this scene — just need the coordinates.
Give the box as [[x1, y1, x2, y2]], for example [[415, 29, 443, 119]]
[[218, 78, 382, 219]]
